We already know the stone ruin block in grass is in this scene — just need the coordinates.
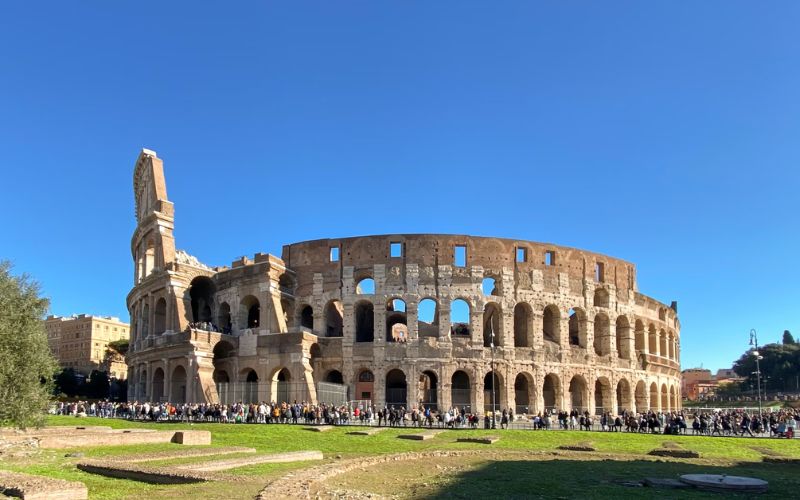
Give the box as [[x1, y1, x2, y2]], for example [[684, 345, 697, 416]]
[[171, 430, 211, 445], [556, 442, 596, 452], [304, 426, 335, 432], [0, 470, 88, 500], [456, 436, 500, 444]]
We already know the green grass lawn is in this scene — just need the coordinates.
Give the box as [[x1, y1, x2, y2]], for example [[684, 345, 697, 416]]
[[2, 416, 799, 499]]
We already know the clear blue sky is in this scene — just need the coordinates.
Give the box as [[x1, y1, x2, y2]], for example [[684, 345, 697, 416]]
[[1, 2, 798, 373]]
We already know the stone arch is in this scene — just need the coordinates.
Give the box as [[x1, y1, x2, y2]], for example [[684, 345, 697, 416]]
[[138, 368, 147, 399], [616, 378, 632, 414], [649, 382, 659, 411], [386, 298, 408, 342], [450, 298, 471, 336], [482, 302, 501, 347], [543, 373, 561, 411], [189, 276, 215, 323], [513, 302, 531, 347], [593, 288, 609, 308], [648, 324, 657, 354], [482, 276, 499, 296], [451, 370, 471, 410], [385, 369, 407, 408], [568, 308, 588, 348], [568, 375, 589, 412], [240, 295, 260, 330], [152, 367, 165, 402], [270, 368, 290, 404], [356, 369, 374, 402], [594, 376, 613, 414], [542, 305, 560, 345], [514, 372, 535, 414], [324, 300, 344, 337], [634, 320, 645, 352], [154, 297, 167, 335], [300, 305, 314, 330], [355, 277, 375, 295], [217, 302, 232, 334], [212, 340, 235, 383], [417, 298, 439, 337], [635, 380, 647, 413], [669, 385, 678, 411], [213, 369, 230, 383], [483, 370, 505, 413], [659, 329, 668, 358], [170, 365, 187, 404], [325, 370, 344, 384], [593, 313, 610, 356], [141, 303, 150, 338], [615, 316, 631, 359], [661, 383, 669, 412], [419, 370, 438, 409], [354, 300, 374, 342]]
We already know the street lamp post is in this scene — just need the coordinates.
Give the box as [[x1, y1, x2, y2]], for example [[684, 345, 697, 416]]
[[491, 331, 497, 429], [749, 329, 763, 419]]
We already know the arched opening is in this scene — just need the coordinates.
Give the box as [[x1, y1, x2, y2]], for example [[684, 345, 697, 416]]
[[138, 369, 147, 400], [356, 370, 374, 402], [593, 313, 610, 356], [616, 316, 631, 359], [355, 301, 374, 342], [513, 303, 531, 347], [616, 379, 632, 414], [238, 368, 259, 403], [213, 370, 230, 383], [300, 305, 314, 330], [417, 298, 439, 337], [419, 371, 438, 409], [635, 380, 647, 413], [324, 300, 344, 337], [543, 374, 560, 412], [450, 299, 471, 336], [649, 382, 659, 411], [278, 273, 295, 293], [593, 288, 609, 308], [217, 302, 232, 334], [514, 373, 533, 415], [144, 240, 156, 277], [240, 295, 260, 330], [594, 377, 612, 415], [170, 365, 187, 404], [543, 305, 560, 345], [451, 371, 471, 410], [634, 320, 645, 352], [569, 375, 588, 412], [666, 332, 674, 360], [669, 385, 678, 411], [154, 297, 167, 335], [659, 329, 667, 358], [483, 302, 501, 347], [141, 304, 150, 338], [661, 383, 669, 412], [569, 308, 587, 348], [273, 368, 290, 404], [385, 369, 407, 408], [482, 276, 498, 296], [325, 370, 344, 384], [355, 277, 375, 295], [152, 367, 164, 402], [648, 324, 658, 354], [483, 371, 503, 413], [386, 298, 408, 342], [189, 276, 215, 323]]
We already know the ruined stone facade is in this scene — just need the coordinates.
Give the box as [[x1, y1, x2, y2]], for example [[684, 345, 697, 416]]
[[127, 149, 681, 414]]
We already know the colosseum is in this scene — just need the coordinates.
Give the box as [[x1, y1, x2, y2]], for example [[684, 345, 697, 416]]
[[127, 149, 682, 415]]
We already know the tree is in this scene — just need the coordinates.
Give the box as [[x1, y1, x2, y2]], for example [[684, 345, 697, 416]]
[[85, 370, 110, 399], [54, 368, 80, 397], [0, 261, 58, 429], [783, 330, 795, 345]]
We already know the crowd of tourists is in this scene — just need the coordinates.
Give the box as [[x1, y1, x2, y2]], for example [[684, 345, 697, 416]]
[[53, 401, 797, 438]]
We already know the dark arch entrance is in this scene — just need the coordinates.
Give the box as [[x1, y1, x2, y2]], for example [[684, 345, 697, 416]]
[[385, 369, 407, 408], [419, 371, 438, 409], [451, 371, 471, 410]]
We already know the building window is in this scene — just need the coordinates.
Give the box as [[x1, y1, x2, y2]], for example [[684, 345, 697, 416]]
[[516, 247, 527, 263], [390, 242, 402, 258], [454, 245, 466, 267], [330, 247, 340, 262], [545, 250, 556, 266], [595, 262, 605, 283]]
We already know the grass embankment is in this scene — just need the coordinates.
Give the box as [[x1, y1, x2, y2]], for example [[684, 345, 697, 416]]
[[1, 415, 798, 499]]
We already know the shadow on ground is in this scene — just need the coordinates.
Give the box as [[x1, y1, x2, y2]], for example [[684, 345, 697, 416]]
[[424, 459, 800, 499]]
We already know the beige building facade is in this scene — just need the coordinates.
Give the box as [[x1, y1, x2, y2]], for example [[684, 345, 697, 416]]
[[127, 149, 682, 414], [45, 314, 130, 378]]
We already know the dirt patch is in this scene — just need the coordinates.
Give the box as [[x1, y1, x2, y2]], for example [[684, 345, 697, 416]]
[[648, 449, 701, 459], [557, 441, 595, 452], [0, 469, 87, 499]]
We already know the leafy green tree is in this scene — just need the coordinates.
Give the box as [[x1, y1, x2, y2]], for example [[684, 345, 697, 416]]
[[733, 341, 800, 393], [85, 370, 110, 399], [0, 261, 58, 429], [783, 330, 795, 344], [54, 368, 80, 397]]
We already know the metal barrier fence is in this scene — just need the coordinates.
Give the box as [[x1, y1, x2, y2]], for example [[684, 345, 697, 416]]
[[317, 381, 349, 406]]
